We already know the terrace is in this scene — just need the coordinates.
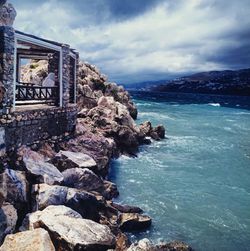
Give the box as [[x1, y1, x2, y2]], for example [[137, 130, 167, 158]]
[[0, 1, 79, 153], [14, 30, 77, 108]]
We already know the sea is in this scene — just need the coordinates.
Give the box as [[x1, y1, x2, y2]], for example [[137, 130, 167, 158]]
[[109, 91, 250, 251]]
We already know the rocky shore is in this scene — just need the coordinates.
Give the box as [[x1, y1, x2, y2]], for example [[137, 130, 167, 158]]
[[0, 61, 193, 250]]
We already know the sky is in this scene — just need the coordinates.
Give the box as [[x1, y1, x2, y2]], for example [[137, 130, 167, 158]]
[[11, 0, 250, 84]]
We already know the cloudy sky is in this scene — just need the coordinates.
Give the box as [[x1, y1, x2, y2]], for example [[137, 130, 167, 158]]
[[11, 0, 250, 84]]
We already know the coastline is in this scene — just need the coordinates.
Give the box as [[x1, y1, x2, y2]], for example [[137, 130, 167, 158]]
[[0, 61, 193, 250]]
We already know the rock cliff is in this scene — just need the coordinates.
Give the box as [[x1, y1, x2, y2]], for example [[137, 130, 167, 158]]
[[0, 59, 193, 251]]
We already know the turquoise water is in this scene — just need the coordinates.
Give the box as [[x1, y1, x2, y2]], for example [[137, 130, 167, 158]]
[[110, 92, 250, 251]]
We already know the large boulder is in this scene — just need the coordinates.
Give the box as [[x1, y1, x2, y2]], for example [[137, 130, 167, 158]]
[[53, 150, 97, 172], [17, 146, 45, 163], [65, 187, 101, 221], [0, 203, 17, 243], [32, 184, 68, 211], [150, 125, 165, 140], [0, 228, 55, 251], [20, 205, 82, 231], [62, 168, 103, 191], [37, 142, 56, 160], [119, 213, 152, 231], [18, 145, 63, 185], [104, 82, 138, 119], [22, 205, 116, 251], [115, 232, 131, 251], [139, 122, 165, 141], [23, 158, 63, 185], [62, 168, 118, 200], [102, 181, 119, 200], [32, 184, 101, 220], [139, 121, 153, 137], [39, 215, 116, 250], [2, 169, 28, 213], [127, 238, 154, 251], [111, 202, 143, 214], [86, 96, 140, 154], [127, 238, 194, 251], [0, 174, 6, 208], [156, 241, 194, 251], [60, 128, 115, 176]]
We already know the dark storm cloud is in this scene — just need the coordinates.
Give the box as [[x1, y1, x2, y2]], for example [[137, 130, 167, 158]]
[[105, 0, 163, 20], [11, 0, 164, 24], [10, 0, 250, 84]]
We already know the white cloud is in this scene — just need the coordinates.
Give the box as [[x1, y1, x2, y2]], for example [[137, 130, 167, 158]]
[[13, 0, 250, 83]]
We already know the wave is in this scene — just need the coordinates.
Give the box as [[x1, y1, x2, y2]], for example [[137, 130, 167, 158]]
[[139, 112, 175, 120], [208, 103, 221, 107], [136, 103, 153, 107]]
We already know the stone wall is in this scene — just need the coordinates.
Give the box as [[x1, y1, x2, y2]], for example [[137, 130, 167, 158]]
[[62, 45, 70, 107], [0, 104, 77, 153], [48, 52, 60, 86], [0, 26, 15, 114], [0, 2, 79, 156]]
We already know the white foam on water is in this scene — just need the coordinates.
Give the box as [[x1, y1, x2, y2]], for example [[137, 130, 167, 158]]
[[223, 127, 232, 131], [235, 112, 250, 115], [208, 103, 221, 107], [139, 112, 175, 120], [128, 179, 136, 183], [136, 103, 153, 107]]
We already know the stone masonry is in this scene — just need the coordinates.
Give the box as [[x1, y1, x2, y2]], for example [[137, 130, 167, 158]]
[[0, 1, 79, 155], [0, 25, 15, 114]]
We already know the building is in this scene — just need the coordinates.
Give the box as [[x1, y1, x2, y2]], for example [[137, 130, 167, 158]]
[[0, 1, 78, 155]]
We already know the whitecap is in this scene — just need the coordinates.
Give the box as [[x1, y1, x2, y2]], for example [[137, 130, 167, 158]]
[[208, 103, 221, 107], [128, 179, 136, 183], [235, 112, 250, 115], [139, 112, 175, 120]]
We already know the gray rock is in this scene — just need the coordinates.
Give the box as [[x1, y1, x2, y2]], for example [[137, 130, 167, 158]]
[[32, 184, 68, 211], [103, 181, 119, 200], [0, 228, 55, 251], [2, 169, 28, 211], [22, 205, 116, 251], [151, 125, 165, 140], [39, 214, 116, 250], [0, 203, 17, 243], [111, 202, 143, 214], [155, 240, 194, 251], [54, 150, 97, 171], [20, 205, 82, 231], [62, 168, 103, 191], [65, 187, 101, 221], [127, 238, 194, 251], [127, 238, 154, 251], [119, 213, 152, 231], [139, 121, 153, 137], [0, 174, 6, 208], [23, 158, 63, 185], [32, 184, 101, 220]]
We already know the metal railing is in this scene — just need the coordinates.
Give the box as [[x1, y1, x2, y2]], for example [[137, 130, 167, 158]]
[[16, 83, 59, 105]]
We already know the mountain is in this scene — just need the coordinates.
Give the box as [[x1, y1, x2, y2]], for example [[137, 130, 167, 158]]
[[133, 68, 250, 96], [123, 80, 168, 91]]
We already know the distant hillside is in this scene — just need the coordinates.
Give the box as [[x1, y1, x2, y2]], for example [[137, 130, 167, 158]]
[[141, 68, 250, 96], [123, 80, 168, 91]]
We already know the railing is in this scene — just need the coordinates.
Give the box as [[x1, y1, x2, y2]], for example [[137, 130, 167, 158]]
[[16, 83, 59, 105]]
